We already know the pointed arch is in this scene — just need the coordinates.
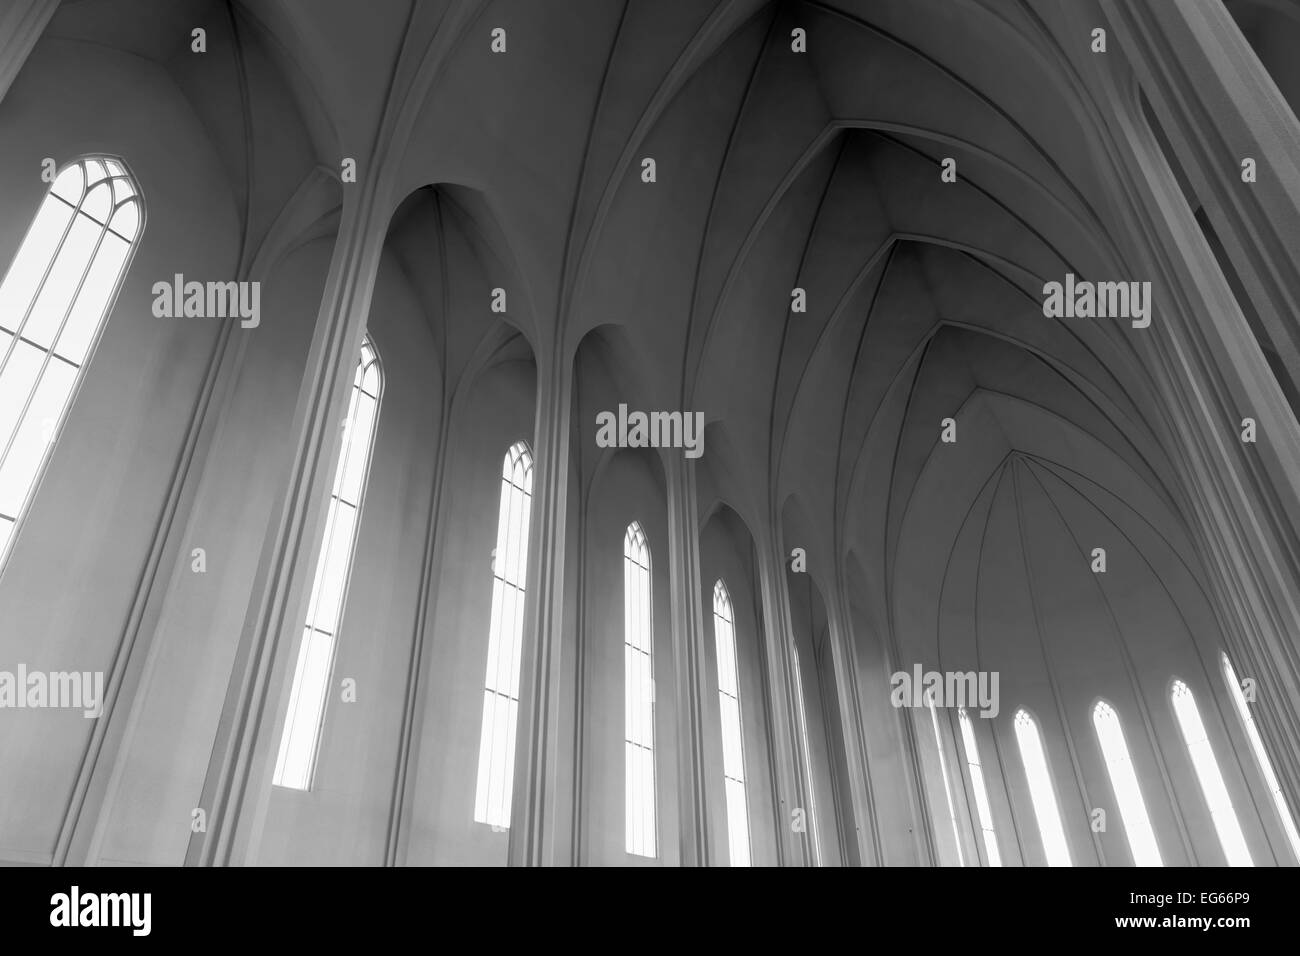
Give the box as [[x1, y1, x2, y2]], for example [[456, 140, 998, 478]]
[[274, 334, 383, 790], [713, 578, 750, 866], [473, 440, 535, 827], [1014, 708, 1071, 866], [623, 520, 656, 857], [1092, 700, 1162, 866], [0, 156, 144, 569]]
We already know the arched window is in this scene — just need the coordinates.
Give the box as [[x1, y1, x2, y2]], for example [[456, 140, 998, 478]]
[[473, 440, 534, 828], [792, 646, 822, 865], [0, 157, 142, 568], [274, 336, 381, 790], [928, 699, 965, 866], [1222, 654, 1300, 862], [957, 707, 1001, 866], [713, 579, 750, 866], [1171, 679, 1252, 866], [623, 521, 656, 857], [1014, 709, 1071, 866], [1092, 701, 1162, 866]]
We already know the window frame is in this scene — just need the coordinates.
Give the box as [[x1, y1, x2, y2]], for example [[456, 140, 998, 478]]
[[472, 439, 535, 829], [272, 334, 383, 791], [622, 520, 657, 858], [713, 578, 751, 867], [957, 706, 1001, 866], [1091, 698, 1162, 866], [1013, 706, 1072, 866], [0, 155, 145, 573]]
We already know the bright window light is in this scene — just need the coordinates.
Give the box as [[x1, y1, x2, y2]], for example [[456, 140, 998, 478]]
[[0, 158, 142, 569], [1014, 709, 1071, 866], [274, 336, 381, 790], [957, 707, 1001, 866], [713, 579, 750, 866], [623, 521, 656, 857], [473, 441, 534, 828], [1171, 679, 1252, 866], [1092, 701, 1162, 866], [1222, 654, 1300, 863]]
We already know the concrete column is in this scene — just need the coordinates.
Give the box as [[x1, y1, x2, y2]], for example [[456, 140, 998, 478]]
[[1108, 0, 1300, 402], [1084, 0, 1300, 850], [754, 525, 815, 866], [0, 0, 58, 106], [824, 579, 882, 865], [507, 353, 575, 866], [664, 454, 712, 865], [184, 184, 390, 866]]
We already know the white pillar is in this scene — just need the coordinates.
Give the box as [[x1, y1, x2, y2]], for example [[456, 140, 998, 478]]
[[1089, 0, 1300, 841], [665, 455, 713, 865], [823, 580, 882, 865], [184, 185, 390, 866], [1108, 0, 1300, 400], [754, 525, 816, 865], [507, 354, 575, 866]]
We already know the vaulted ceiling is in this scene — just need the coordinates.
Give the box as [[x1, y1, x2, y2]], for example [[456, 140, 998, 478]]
[[44, 0, 1233, 664]]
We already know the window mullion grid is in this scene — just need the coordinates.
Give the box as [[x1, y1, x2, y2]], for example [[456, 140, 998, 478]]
[[49, 191, 134, 245], [0, 164, 86, 379], [484, 475, 514, 825], [640, 545, 653, 855], [0, 193, 109, 485], [713, 588, 750, 865], [480, 456, 531, 828], [623, 537, 655, 858], [301, 379, 361, 634], [0, 212, 117, 573], [958, 708, 1001, 866], [274, 353, 374, 790], [628, 549, 639, 854]]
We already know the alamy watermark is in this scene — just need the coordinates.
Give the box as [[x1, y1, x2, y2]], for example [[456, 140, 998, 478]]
[[1042, 273, 1151, 329], [0, 664, 103, 718], [151, 274, 261, 328], [595, 404, 704, 459], [50, 886, 150, 936], [890, 664, 999, 718]]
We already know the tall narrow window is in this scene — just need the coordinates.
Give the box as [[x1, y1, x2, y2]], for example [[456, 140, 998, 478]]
[[792, 646, 822, 865], [1014, 709, 1071, 866], [274, 336, 381, 790], [623, 521, 656, 857], [929, 700, 964, 866], [1222, 654, 1300, 862], [1092, 701, 1162, 866], [0, 157, 142, 569], [958, 708, 1001, 866], [473, 441, 534, 828], [1171, 679, 1253, 866], [713, 579, 750, 866]]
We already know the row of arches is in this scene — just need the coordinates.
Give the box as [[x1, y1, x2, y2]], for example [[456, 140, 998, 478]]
[[1, 141, 1295, 865], [929, 655, 1300, 867], [263, 374, 781, 865]]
